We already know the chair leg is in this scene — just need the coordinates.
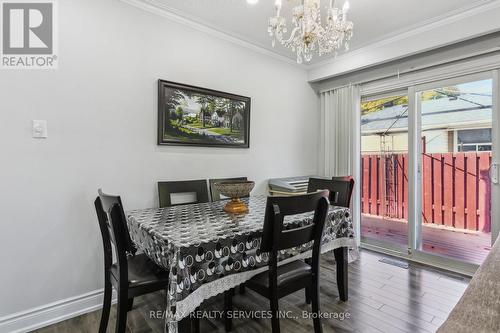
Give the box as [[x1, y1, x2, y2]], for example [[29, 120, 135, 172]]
[[115, 288, 128, 333], [193, 307, 200, 333], [98, 279, 112, 333], [304, 257, 312, 304], [178, 316, 193, 333], [305, 287, 311, 305], [311, 282, 323, 333], [127, 297, 134, 311], [269, 296, 280, 333], [334, 247, 348, 301], [178, 309, 199, 333], [224, 290, 233, 332]]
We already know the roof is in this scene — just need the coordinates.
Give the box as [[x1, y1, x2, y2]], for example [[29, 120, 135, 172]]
[[361, 94, 492, 134]]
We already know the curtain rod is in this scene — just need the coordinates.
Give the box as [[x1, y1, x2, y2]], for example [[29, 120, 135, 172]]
[[317, 48, 500, 94]]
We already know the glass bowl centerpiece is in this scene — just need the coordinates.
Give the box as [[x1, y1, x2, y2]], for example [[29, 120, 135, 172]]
[[215, 180, 255, 214]]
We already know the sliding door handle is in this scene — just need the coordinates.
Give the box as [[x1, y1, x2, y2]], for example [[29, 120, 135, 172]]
[[490, 163, 499, 184]]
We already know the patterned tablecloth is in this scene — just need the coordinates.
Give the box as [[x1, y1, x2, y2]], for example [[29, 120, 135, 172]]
[[127, 195, 356, 332]]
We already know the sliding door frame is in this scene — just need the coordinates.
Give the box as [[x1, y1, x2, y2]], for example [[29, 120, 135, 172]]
[[410, 71, 495, 275], [408, 86, 421, 254], [360, 65, 500, 276], [492, 69, 500, 244]]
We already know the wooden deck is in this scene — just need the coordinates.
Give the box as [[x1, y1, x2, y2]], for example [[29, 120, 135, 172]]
[[361, 214, 491, 265]]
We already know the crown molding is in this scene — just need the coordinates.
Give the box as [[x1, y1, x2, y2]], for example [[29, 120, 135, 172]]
[[119, 0, 303, 68], [120, 0, 500, 76]]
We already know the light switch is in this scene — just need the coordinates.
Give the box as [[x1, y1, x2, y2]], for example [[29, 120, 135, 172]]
[[32, 120, 48, 138]]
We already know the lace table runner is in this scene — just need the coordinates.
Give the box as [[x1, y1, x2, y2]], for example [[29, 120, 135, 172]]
[[127, 195, 356, 333]]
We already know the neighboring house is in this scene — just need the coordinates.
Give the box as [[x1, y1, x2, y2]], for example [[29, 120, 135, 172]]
[[361, 94, 492, 153]]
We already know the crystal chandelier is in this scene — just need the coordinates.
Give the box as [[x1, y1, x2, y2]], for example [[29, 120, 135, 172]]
[[268, 0, 354, 63]]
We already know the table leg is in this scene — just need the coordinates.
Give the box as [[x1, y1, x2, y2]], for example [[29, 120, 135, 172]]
[[334, 246, 348, 301], [193, 308, 200, 333], [224, 289, 233, 332], [178, 317, 191, 333]]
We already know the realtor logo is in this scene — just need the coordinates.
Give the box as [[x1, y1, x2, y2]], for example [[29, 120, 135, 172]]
[[1, 0, 57, 69]]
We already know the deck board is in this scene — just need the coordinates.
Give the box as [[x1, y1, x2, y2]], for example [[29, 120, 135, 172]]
[[361, 214, 491, 265]]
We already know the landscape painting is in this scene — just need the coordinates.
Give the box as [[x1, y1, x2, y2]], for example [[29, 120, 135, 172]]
[[158, 80, 250, 148]]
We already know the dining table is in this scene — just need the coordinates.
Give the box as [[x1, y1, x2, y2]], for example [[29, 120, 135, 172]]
[[126, 195, 357, 333]]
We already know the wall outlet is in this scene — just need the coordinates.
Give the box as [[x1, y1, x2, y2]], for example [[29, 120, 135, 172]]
[[32, 120, 48, 138]]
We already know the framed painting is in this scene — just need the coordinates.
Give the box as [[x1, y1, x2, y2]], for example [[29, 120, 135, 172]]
[[158, 80, 251, 148]]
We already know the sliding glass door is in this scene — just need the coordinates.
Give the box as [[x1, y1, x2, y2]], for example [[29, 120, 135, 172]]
[[413, 74, 495, 266], [360, 71, 499, 272]]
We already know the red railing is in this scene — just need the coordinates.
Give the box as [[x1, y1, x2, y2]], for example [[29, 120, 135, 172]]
[[361, 152, 491, 232]]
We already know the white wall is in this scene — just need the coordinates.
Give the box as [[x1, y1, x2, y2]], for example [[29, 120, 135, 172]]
[[0, 0, 317, 322]]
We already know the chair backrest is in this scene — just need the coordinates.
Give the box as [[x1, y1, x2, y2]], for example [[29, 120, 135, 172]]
[[332, 176, 353, 182], [209, 177, 248, 201], [260, 192, 329, 285], [158, 179, 209, 208], [307, 177, 354, 208], [94, 190, 136, 276], [260, 191, 329, 255]]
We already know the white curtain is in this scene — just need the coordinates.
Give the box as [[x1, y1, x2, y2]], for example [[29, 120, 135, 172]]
[[319, 85, 361, 244], [319, 85, 360, 177]]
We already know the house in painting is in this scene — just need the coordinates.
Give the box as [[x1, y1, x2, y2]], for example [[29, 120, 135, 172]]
[[199, 109, 212, 125], [211, 112, 225, 127]]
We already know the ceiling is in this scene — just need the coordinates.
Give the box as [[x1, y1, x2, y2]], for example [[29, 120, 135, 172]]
[[139, 0, 493, 65]]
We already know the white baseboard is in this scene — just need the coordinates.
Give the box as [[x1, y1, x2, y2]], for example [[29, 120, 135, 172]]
[[0, 289, 116, 333]]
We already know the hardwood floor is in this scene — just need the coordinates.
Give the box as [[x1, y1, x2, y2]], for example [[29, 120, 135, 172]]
[[33, 249, 469, 333]]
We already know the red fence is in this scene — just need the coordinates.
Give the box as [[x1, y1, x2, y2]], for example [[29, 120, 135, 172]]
[[361, 152, 491, 232]]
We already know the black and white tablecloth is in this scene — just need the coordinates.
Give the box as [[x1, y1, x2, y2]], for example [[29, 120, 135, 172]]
[[127, 195, 356, 332]]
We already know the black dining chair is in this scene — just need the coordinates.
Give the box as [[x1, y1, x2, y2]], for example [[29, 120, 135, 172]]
[[308, 177, 355, 208], [224, 191, 330, 333], [158, 179, 209, 208], [209, 177, 248, 201], [95, 189, 170, 333], [332, 176, 353, 182]]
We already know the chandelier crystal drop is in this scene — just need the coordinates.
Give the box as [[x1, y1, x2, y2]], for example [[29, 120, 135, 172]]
[[268, 0, 354, 64]]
